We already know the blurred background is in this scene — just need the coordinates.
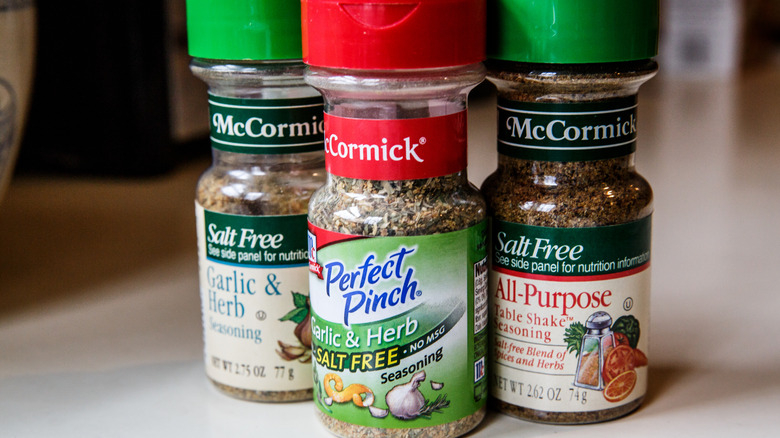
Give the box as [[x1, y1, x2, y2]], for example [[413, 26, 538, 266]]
[[1, 1, 779, 437], [1, 0, 777, 178], [5, 0, 780, 179]]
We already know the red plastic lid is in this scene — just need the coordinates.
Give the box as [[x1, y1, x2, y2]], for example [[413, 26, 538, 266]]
[[301, 0, 486, 69]]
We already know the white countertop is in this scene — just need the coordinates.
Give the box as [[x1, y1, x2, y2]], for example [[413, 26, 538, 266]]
[[2, 66, 779, 437]]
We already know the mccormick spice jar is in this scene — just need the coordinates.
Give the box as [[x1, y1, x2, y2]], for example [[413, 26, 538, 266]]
[[302, 0, 488, 436], [482, 0, 658, 424], [187, 0, 325, 402]]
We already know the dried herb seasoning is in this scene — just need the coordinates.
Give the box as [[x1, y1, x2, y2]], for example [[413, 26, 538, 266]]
[[302, 1, 489, 436], [483, 0, 659, 425], [308, 173, 484, 235], [188, 0, 325, 402]]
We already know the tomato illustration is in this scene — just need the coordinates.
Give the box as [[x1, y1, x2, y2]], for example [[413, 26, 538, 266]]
[[602, 345, 636, 384], [604, 332, 631, 349], [633, 348, 648, 367]]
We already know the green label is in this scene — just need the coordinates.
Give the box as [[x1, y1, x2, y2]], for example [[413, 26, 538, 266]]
[[491, 217, 651, 277], [497, 96, 638, 161], [204, 210, 308, 266], [309, 222, 488, 428], [208, 94, 324, 154]]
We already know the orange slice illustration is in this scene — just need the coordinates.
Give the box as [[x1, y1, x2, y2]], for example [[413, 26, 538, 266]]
[[604, 370, 637, 403]]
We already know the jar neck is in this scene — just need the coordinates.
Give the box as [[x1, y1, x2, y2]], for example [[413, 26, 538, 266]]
[[190, 58, 318, 99], [305, 64, 485, 118], [487, 59, 657, 102], [212, 149, 324, 172]]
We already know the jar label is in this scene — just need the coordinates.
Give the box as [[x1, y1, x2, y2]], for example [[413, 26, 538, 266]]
[[307, 221, 488, 427], [323, 112, 468, 180], [208, 94, 324, 154], [196, 205, 312, 391], [496, 96, 638, 161], [489, 217, 651, 412]]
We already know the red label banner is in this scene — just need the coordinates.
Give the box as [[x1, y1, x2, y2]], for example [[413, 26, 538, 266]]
[[323, 112, 467, 180]]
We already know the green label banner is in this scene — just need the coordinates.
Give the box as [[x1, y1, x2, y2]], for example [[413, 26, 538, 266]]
[[208, 95, 324, 154], [497, 96, 638, 161], [491, 217, 651, 277], [204, 210, 308, 266]]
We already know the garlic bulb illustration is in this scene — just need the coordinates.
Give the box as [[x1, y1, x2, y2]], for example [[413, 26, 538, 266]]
[[277, 293, 312, 362], [385, 371, 427, 420], [294, 301, 312, 347]]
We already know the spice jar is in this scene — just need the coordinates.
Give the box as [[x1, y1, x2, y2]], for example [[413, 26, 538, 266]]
[[187, 0, 325, 402], [302, 0, 488, 436], [483, 0, 658, 424]]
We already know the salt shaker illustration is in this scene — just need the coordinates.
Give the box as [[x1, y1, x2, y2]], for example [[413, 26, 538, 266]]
[[574, 312, 615, 390]]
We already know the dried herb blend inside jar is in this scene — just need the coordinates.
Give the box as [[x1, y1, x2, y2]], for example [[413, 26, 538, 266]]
[[187, 0, 325, 402], [482, 0, 659, 424], [302, 0, 488, 436]]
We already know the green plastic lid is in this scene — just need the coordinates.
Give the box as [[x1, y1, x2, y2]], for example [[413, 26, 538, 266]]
[[186, 0, 303, 60], [488, 0, 659, 63]]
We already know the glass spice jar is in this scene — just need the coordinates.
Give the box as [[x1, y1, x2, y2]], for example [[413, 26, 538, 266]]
[[482, 0, 658, 424], [187, 0, 325, 402], [302, 0, 488, 436]]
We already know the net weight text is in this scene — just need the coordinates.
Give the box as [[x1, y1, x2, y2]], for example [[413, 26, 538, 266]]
[[210, 356, 295, 380], [495, 375, 588, 405]]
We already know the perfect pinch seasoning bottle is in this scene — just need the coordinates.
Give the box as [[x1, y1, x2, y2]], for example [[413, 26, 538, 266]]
[[302, 0, 489, 436], [482, 0, 658, 424], [187, 0, 325, 402]]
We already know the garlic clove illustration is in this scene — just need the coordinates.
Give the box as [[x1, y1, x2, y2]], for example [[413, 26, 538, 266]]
[[369, 406, 389, 418], [276, 340, 307, 360], [431, 381, 444, 390]]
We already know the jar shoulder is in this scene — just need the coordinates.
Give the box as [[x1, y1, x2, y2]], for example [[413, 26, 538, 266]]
[[197, 161, 326, 216], [482, 169, 652, 227], [309, 176, 486, 236]]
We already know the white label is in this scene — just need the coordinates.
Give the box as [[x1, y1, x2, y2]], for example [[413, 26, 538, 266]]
[[196, 204, 312, 392], [490, 269, 650, 412]]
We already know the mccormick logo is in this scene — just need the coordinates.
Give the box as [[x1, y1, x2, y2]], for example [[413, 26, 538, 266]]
[[325, 134, 425, 163], [308, 230, 323, 279], [212, 113, 323, 139], [207, 95, 325, 153], [504, 113, 637, 144], [496, 97, 639, 161], [474, 357, 486, 382], [322, 112, 467, 180]]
